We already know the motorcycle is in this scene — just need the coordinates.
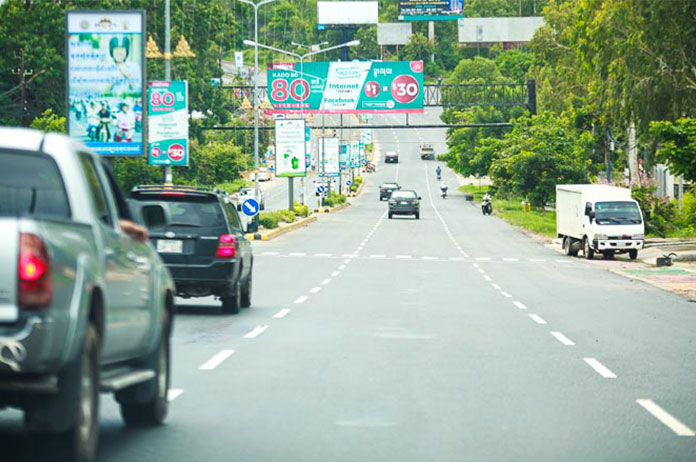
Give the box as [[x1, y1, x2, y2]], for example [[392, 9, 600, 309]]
[[440, 187, 448, 199], [115, 122, 133, 142], [481, 198, 493, 215], [437, 173, 441, 181]]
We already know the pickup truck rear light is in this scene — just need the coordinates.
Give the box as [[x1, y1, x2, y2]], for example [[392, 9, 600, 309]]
[[389, 199, 396, 205], [216, 234, 237, 258], [18, 233, 52, 308]]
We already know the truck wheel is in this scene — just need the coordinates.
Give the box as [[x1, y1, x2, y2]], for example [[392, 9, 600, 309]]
[[241, 271, 252, 308], [629, 249, 638, 260], [32, 324, 100, 462], [563, 237, 572, 256], [221, 281, 241, 314], [583, 237, 594, 260], [119, 312, 170, 427]]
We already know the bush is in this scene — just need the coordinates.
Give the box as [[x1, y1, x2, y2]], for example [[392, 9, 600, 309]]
[[632, 186, 678, 237], [277, 209, 296, 223], [293, 202, 309, 217], [437, 153, 450, 162], [323, 192, 347, 207], [216, 179, 250, 194], [258, 212, 280, 230]]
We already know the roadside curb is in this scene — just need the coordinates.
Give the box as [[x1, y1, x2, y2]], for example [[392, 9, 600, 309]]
[[245, 214, 317, 241], [313, 202, 351, 214], [348, 179, 365, 198]]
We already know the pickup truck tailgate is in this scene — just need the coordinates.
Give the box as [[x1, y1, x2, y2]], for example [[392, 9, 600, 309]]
[[0, 218, 18, 322]]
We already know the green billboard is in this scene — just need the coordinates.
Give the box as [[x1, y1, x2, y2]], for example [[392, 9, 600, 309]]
[[268, 61, 424, 114]]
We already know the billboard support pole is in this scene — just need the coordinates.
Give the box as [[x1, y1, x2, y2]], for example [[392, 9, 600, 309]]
[[163, 0, 173, 185]]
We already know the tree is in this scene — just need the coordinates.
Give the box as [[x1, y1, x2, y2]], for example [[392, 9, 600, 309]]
[[489, 112, 592, 207], [30, 109, 66, 133], [650, 118, 696, 183], [495, 50, 536, 83], [355, 26, 379, 60], [402, 33, 435, 64]]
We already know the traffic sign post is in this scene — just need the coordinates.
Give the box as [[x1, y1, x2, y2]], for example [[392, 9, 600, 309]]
[[241, 198, 260, 217]]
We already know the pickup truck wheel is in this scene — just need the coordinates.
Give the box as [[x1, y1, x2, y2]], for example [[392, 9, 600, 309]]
[[119, 313, 170, 427], [563, 237, 571, 256], [629, 249, 638, 260], [241, 272, 252, 308], [221, 281, 241, 314], [32, 324, 100, 462], [583, 237, 594, 260]]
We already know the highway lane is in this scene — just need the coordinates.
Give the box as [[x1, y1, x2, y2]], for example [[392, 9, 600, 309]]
[[3, 109, 696, 461]]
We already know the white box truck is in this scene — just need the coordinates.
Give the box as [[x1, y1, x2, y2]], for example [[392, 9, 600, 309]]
[[556, 185, 645, 260]]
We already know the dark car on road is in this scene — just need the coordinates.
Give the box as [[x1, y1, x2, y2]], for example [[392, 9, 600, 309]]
[[129, 185, 255, 314], [385, 151, 399, 163], [379, 182, 401, 201], [388, 189, 421, 219]]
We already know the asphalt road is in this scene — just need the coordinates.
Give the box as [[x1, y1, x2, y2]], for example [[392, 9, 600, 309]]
[[3, 109, 696, 461]]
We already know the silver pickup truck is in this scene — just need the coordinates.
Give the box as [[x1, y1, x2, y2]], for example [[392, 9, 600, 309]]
[[0, 128, 175, 461]]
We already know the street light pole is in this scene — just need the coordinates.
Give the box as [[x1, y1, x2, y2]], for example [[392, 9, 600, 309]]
[[163, 0, 172, 184]]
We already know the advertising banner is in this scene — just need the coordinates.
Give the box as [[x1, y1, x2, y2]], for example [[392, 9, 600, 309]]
[[339, 144, 348, 170], [275, 119, 307, 178], [67, 11, 145, 156], [305, 126, 312, 167], [321, 137, 340, 176], [398, 0, 464, 21], [148, 81, 188, 166], [268, 61, 424, 114]]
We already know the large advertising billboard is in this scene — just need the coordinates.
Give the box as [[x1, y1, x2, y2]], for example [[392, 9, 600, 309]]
[[317, 1, 378, 30], [148, 81, 188, 166], [398, 0, 464, 21], [320, 137, 340, 177], [268, 61, 424, 114], [67, 11, 145, 156], [275, 119, 307, 178]]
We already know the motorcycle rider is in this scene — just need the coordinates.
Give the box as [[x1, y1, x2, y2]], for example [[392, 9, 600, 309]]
[[440, 181, 448, 198], [482, 192, 492, 214], [436, 166, 442, 180]]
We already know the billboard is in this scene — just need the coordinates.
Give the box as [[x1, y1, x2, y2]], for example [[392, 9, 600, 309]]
[[398, 0, 464, 21], [67, 11, 145, 156], [317, 1, 378, 29], [321, 137, 340, 176], [268, 61, 424, 114], [275, 119, 307, 178], [377, 23, 413, 46], [458, 17, 545, 44], [148, 81, 188, 166]]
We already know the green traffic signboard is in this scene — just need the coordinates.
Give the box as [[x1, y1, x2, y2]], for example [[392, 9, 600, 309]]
[[268, 61, 424, 114]]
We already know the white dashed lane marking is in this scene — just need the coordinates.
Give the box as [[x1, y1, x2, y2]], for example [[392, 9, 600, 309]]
[[294, 296, 309, 304], [491, 283, 501, 290], [484, 275, 492, 282], [501, 291, 512, 298], [528, 314, 547, 324], [321, 279, 332, 285], [199, 350, 235, 370], [584, 358, 617, 378], [551, 331, 575, 346], [167, 389, 184, 401], [244, 325, 268, 339], [513, 301, 527, 310], [636, 399, 695, 436], [315, 253, 333, 257], [331, 271, 340, 277], [273, 308, 291, 318], [309, 287, 321, 294]]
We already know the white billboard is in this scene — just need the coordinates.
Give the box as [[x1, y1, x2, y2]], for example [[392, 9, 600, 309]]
[[317, 1, 378, 29], [377, 23, 413, 46], [458, 17, 545, 44], [321, 137, 340, 176], [274, 119, 307, 178]]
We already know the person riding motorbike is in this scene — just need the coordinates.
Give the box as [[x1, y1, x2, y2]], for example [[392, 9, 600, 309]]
[[440, 182, 448, 198], [115, 102, 135, 142], [436, 166, 442, 180], [96, 103, 112, 142], [482, 192, 492, 215]]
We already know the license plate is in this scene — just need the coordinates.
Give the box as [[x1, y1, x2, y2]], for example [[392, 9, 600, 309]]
[[400, 201, 409, 205], [157, 239, 183, 253]]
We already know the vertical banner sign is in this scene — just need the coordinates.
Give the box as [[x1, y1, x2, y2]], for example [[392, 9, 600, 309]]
[[148, 81, 189, 166], [339, 144, 348, 170], [67, 11, 145, 156], [275, 119, 307, 177], [305, 127, 312, 167], [321, 137, 340, 177], [234, 51, 244, 69], [268, 61, 424, 114]]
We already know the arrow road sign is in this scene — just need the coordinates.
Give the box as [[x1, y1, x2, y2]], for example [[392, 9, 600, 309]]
[[242, 198, 260, 217], [346, 180, 352, 187], [317, 185, 326, 194]]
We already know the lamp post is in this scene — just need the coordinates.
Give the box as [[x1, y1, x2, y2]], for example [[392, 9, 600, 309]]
[[238, 0, 278, 214], [243, 40, 360, 211]]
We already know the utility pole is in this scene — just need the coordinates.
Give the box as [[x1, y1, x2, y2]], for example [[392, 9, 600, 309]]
[[14, 49, 33, 127]]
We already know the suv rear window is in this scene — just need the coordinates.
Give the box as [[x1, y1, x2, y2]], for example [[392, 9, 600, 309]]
[[392, 191, 416, 199], [0, 151, 70, 219], [129, 194, 227, 233]]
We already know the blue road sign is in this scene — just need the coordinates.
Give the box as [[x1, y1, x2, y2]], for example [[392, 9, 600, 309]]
[[242, 198, 260, 217], [346, 180, 352, 187], [361, 159, 367, 166], [317, 185, 326, 194]]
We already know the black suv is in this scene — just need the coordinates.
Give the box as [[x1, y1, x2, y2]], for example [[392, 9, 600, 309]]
[[379, 182, 401, 201], [129, 185, 254, 314]]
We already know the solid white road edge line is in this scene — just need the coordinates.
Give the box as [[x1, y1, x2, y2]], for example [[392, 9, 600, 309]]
[[294, 295, 309, 304], [528, 314, 547, 324], [636, 399, 696, 436], [199, 350, 235, 370], [244, 325, 268, 339], [584, 358, 617, 378], [167, 389, 184, 401], [273, 308, 291, 318], [550, 331, 575, 346]]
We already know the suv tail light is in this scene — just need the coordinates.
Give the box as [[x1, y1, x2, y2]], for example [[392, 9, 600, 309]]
[[380, 188, 385, 192], [18, 233, 52, 308], [389, 199, 396, 205], [216, 234, 237, 258]]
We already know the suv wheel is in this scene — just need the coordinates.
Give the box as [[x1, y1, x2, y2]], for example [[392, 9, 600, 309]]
[[241, 272, 252, 308], [221, 281, 241, 314], [32, 324, 100, 462], [118, 312, 171, 426]]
